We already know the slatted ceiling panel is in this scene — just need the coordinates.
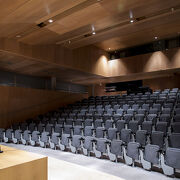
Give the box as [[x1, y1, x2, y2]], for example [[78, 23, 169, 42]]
[[47, 3, 110, 35], [66, 10, 180, 49]]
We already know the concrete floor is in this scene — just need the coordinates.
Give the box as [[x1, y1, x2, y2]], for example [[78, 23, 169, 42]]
[[0, 143, 179, 180]]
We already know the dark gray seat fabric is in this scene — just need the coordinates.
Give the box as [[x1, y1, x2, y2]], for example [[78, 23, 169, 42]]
[[137, 109, 146, 115], [127, 109, 135, 115], [165, 147, 180, 169], [110, 140, 123, 156], [116, 120, 125, 132], [146, 114, 157, 124], [29, 123, 36, 132], [14, 130, 22, 140], [45, 124, 53, 134], [83, 136, 94, 151], [74, 119, 83, 126], [72, 135, 83, 148], [169, 133, 180, 148], [94, 119, 103, 128], [128, 121, 138, 133], [134, 114, 145, 125], [144, 144, 160, 164], [142, 121, 152, 134], [123, 114, 133, 123], [6, 129, 13, 139], [37, 123, 45, 133], [151, 131, 164, 149], [84, 126, 93, 136], [40, 132, 50, 143], [96, 138, 107, 153], [61, 134, 71, 146], [159, 114, 171, 124], [31, 131, 40, 142], [96, 127, 105, 138], [127, 142, 140, 160], [23, 130, 31, 141], [57, 118, 65, 125], [0, 128, 5, 141], [171, 122, 180, 133], [84, 119, 93, 126], [63, 125, 72, 134], [121, 129, 132, 144], [54, 124, 63, 134], [12, 123, 19, 130], [136, 130, 147, 146], [105, 120, 113, 129], [51, 133, 60, 144], [149, 108, 158, 115], [174, 115, 180, 122], [20, 123, 28, 131], [107, 128, 117, 140], [73, 126, 83, 135], [66, 118, 73, 125], [156, 122, 168, 135]]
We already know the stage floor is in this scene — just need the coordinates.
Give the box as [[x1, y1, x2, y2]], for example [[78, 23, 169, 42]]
[[0, 145, 47, 180]]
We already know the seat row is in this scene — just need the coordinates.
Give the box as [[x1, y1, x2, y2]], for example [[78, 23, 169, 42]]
[[0, 128, 180, 177]]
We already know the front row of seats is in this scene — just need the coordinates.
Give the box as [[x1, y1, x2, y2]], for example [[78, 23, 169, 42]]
[[0, 128, 179, 177]]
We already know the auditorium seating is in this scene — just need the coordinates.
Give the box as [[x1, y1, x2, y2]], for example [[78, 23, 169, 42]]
[[0, 87, 180, 177]]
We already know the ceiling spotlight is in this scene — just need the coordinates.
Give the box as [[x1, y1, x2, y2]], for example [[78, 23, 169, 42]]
[[48, 19, 53, 23], [171, 7, 174, 12], [108, 48, 111, 50], [130, 19, 134, 23], [68, 40, 71, 44], [16, 35, 21, 38], [154, 36, 158, 40], [92, 31, 96, 35]]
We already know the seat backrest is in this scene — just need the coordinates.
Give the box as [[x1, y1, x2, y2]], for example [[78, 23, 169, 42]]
[[128, 121, 139, 133], [165, 147, 180, 169], [120, 129, 132, 143], [169, 133, 180, 148], [144, 144, 160, 164], [110, 139, 123, 156], [96, 127, 105, 138], [73, 126, 82, 135], [116, 120, 125, 132], [127, 142, 140, 160], [142, 121, 152, 134], [151, 131, 164, 149], [84, 126, 93, 136], [171, 122, 180, 133], [134, 114, 145, 125], [136, 130, 147, 146], [156, 122, 168, 135], [105, 120, 113, 129], [107, 128, 117, 140]]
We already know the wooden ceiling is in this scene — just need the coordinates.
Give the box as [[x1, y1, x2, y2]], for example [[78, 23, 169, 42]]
[[0, 0, 180, 51]]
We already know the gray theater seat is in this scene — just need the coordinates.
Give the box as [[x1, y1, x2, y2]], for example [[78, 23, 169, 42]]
[[108, 139, 123, 162], [107, 128, 117, 140], [169, 133, 180, 148], [82, 136, 95, 156], [0, 128, 5, 142], [73, 126, 83, 135], [156, 122, 168, 135], [84, 126, 93, 137], [40, 131, 50, 148], [84, 118, 93, 127], [136, 130, 147, 147], [96, 127, 105, 138], [151, 131, 164, 149], [105, 120, 114, 129], [116, 120, 125, 133], [12, 129, 23, 144], [54, 124, 63, 134], [128, 121, 139, 134], [21, 130, 31, 145], [70, 135, 83, 153], [171, 122, 180, 133], [50, 133, 60, 149], [161, 147, 180, 176], [4, 129, 13, 142], [30, 131, 40, 146], [94, 119, 103, 128], [59, 134, 71, 150], [134, 114, 145, 125], [121, 129, 132, 144], [140, 144, 160, 170], [123, 114, 133, 124], [142, 121, 152, 134], [124, 142, 140, 166], [28, 123, 36, 132]]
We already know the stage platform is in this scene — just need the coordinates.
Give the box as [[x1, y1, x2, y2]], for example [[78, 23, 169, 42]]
[[0, 145, 47, 180]]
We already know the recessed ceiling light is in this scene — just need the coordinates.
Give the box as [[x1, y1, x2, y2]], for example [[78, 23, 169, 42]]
[[130, 19, 134, 23], [171, 7, 174, 12], [16, 35, 21, 38], [108, 48, 111, 50], [68, 40, 71, 44], [48, 19, 53, 23], [154, 36, 158, 39], [92, 31, 96, 35]]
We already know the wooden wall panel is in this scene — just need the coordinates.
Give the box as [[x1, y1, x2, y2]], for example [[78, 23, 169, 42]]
[[0, 86, 87, 128]]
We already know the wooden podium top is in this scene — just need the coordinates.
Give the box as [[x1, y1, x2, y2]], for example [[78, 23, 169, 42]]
[[0, 145, 46, 169]]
